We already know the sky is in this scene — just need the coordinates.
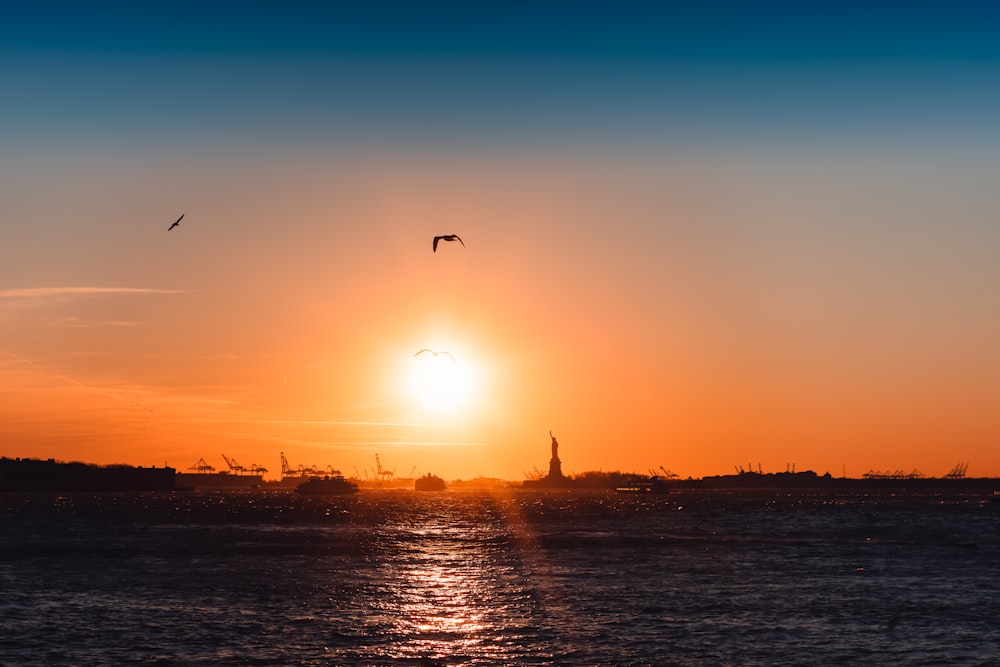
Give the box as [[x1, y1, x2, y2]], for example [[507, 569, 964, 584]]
[[3, 1, 1000, 480]]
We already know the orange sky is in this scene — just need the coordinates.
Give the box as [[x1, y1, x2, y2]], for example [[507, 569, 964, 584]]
[[7, 7, 1000, 480], [3, 149, 999, 480]]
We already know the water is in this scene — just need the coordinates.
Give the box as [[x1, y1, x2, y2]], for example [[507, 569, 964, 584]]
[[1, 489, 998, 666]]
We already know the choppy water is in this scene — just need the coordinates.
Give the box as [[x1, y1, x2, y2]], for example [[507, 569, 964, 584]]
[[1, 489, 998, 666]]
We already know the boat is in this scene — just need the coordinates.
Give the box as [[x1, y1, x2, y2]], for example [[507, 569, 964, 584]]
[[296, 475, 359, 495], [615, 475, 671, 494], [175, 471, 262, 490], [414, 473, 447, 491]]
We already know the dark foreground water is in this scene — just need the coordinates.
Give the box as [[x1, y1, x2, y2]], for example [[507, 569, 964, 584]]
[[1, 489, 998, 666]]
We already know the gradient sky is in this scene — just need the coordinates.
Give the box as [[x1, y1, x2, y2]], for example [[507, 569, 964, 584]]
[[3, 1, 1000, 480]]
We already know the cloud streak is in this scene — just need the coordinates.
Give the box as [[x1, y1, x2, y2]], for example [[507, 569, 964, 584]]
[[0, 287, 182, 299], [57, 317, 143, 328]]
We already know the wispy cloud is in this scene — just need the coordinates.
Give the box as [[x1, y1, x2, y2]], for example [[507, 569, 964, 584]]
[[0, 287, 182, 299], [4, 351, 154, 415], [58, 317, 143, 328]]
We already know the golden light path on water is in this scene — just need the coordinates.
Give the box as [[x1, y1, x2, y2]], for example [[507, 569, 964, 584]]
[[352, 491, 580, 665], [395, 539, 488, 654]]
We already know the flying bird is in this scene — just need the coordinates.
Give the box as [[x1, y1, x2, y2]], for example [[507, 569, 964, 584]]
[[415, 348, 457, 362], [432, 234, 464, 252], [167, 214, 184, 231]]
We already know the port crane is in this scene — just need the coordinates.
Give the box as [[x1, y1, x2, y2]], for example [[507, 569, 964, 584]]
[[221, 454, 244, 475], [280, 452, 320, 478], [188, 458, 215, 474], [375, 454, 394, 481], [945, 462, 969, 479]]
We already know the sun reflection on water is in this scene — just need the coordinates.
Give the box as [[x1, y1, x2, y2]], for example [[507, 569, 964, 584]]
[[282, 489, 608, 666], [349, 494, 555, 666], [406, 563, 485, 635]]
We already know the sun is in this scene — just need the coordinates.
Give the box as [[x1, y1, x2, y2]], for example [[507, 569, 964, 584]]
[[409, 349, 475, 413]]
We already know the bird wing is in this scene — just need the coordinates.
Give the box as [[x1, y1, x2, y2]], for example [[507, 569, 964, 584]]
[[415, 348, 432, 357], [455, 235, 465, 246], [432, 236, 441, 252]]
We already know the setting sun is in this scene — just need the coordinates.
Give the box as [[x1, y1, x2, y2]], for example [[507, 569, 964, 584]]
[[409, 349, 475, 413]]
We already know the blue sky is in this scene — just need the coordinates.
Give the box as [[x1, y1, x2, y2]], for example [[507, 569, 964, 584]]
[[5, 1, 1000, 152], [5, 1, 1000, 60]]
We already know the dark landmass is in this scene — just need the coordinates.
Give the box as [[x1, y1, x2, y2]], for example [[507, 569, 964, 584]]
[[0, 457, 175, 492], [2, 457, 998, 496], [684, 470, 999, 494], [527, 469, 999, 497]]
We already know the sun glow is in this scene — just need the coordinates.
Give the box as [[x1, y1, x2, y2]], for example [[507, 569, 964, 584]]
[[410, 350, 475, 413]]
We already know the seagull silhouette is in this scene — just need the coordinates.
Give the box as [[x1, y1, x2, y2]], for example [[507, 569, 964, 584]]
[[415, 348, 457, 362], [432, 234, 464, 252], [168, 214, 184, 231]]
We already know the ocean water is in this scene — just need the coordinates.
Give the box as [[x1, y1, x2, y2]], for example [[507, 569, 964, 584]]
[[1, 489, 998, 666]]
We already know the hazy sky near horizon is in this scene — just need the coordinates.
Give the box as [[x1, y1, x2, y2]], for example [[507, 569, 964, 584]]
[[3, 1, 1000, 479]]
